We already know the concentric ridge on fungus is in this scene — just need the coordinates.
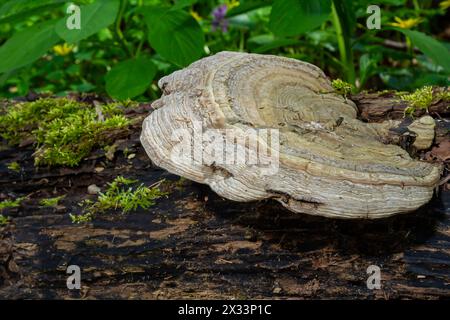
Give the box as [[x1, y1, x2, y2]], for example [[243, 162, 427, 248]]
[[141, 51, 442, 219]]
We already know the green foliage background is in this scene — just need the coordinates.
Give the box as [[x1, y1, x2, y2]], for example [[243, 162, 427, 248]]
[[0, 0, 449, 100]]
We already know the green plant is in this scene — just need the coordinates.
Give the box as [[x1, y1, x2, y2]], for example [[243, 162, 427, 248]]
[[7, 161, 20, 172], [0, 197, 24, 210], [332, 78, 354, 96], [330, 0, 356, 85], [70, 176, 167, 223], [399, 85, 434, 116], [40, 195, 65, 207], [0, 214, 9, 226], [0, 98, 130, 166], [0, 0, 448, 98], [437, 91, 450, 101]]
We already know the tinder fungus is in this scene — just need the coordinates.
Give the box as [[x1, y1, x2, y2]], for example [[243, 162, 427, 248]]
[[141, 52, 442, 219]]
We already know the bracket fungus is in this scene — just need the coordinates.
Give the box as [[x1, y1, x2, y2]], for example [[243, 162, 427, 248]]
[[141, 52, 442, 219]]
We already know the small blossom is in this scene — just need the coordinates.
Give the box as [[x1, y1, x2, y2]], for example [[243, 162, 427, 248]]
[[439, 0, 450, 10], [53, 43, 74, 56], [212, 4, 228, 32], [389, 17, 422, 29]]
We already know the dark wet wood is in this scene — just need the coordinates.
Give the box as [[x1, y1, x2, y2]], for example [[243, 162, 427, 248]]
[[0, 96, 449, 299], [351, 89, 450, 122]]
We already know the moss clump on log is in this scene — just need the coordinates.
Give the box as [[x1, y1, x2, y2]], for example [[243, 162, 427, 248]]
[[399, 86, 434, 117], [0, 214, 9, 226], [70, 176, 167, 223], [395, 86, 450, 118], [39, 195, 65, 208], [0, 198, 24, 210], [0, 98, 130, 167], [331, 79, 354, 96]]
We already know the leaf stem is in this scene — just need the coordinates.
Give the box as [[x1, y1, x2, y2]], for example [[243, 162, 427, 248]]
[[331, 1, 356, 86], [115, 0, 132, 57], [239, 29, 245, 52], [134, 0, 146, 57]]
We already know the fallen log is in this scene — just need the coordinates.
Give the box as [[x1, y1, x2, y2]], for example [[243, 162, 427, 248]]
[[352, 88, 450, 122], [0, 88, 448, 299]]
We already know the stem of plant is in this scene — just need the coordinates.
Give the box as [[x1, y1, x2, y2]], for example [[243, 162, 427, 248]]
[[331, 1, 356, 87], [135, 37, 145, 57], [239, 30, 245, 52], [405, 35, 414, 64], [134, 0, 145, 57], [115, 0, 132, 58]]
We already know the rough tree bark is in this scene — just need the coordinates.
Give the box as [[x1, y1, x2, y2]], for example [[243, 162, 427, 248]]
[[0, 92, 448, 299]]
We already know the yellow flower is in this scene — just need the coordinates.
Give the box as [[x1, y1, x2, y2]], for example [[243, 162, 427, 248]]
[[439, 0, 450, 9], [53, 43, 74, 56], [389, 17, 422, 29], [225, 0, 240, 10], [189, 9, 202, 22]]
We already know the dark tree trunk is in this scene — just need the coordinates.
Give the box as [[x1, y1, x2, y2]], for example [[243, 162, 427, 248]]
[[0, 93, 449, 299]]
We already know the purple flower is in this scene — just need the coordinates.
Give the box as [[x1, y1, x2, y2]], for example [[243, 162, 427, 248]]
[[212, 4, 229, 32]]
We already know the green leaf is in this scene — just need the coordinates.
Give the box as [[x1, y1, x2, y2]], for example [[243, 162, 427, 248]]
[[380, 68, 449, 91], [55, 0, 120, 43], [0, 0, 66, 24], [269, 0, 331, 37], [248, 35, 303, 53], [394, 28, 450, 73], [171, 0, 198, 10], [143, 7, 205, 67], [331, 0, 355, 38], [0, 20, 59, 74], [359, 53, 381, 88], [105, 56, 157, 100], [227, 0, 273, 17], [331, 0, 356, 84]]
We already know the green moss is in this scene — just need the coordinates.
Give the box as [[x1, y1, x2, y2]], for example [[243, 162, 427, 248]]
[[70, 176, 167, 224], [0, 98, 131, 167], [0, 214, 9, 226], [399, 86, 434, 117], [122, 147, 130, 157], [40, 195, 65, 207], [332, 79, 354, 96], [437, 91, 450, 102], [7, 161, 20, 172], [174, 177, 188, 191], [101, 103, 124, 117], [0, 197, 24, 210]]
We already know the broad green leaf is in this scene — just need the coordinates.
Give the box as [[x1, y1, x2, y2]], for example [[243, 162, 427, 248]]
[[269, 0, 331, 37], [105, 56, 157, 100], [0, 20, 59, 74], [55, 0, 120, 43], [394, 28, 450, 73], [0, 0, 66, 24], [143, 7, 205, 67]]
